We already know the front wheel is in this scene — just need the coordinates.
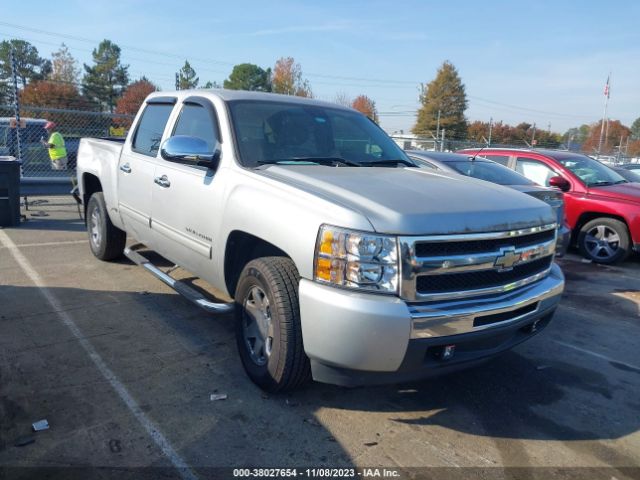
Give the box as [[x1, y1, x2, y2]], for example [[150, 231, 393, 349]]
[[577, 217, 630, 264], [87, 192, 126, 261], [234, 257, 311, 392]]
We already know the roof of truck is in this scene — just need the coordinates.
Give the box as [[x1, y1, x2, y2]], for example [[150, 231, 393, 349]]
[[146, 89, 354, 111]]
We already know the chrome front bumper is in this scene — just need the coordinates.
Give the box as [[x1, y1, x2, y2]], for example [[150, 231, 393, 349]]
[[299, 263, 564, 377], [409, 263, 564, 338]]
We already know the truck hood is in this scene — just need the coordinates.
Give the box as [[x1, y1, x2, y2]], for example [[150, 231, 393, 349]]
[[587, 182, 640, 204], [257, 166, 556, 235]]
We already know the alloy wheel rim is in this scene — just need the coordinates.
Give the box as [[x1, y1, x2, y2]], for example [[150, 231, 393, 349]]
[[90, 208, 102, 249], [584, 224, 620, 260], [242, 286, 273, 366]]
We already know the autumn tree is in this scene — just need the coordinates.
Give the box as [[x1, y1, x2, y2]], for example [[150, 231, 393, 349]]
[[466, 120, 561, 147], [413, 61, 467, 139], [20, 80, 90, 126], [0, 39, 50, 88], [271, 57, 312, 97], [82, 40, 129, 112], [351, 95, 378, 122], [49, 43, 80, 85], [628, 140, 640, 157], [582, 120, 631, 155], [177, 60, 199, 89], [223, 63, 271, 91], [115, 78, 158, 127]]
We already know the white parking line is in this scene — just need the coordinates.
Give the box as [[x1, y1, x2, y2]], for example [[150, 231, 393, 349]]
[[0, 230, 198, 480], [0, 239, 87, 249], [553, 340, 640, 372]]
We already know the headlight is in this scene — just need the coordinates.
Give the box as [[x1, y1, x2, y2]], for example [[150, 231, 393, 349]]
[[314, 225, 399, 294]]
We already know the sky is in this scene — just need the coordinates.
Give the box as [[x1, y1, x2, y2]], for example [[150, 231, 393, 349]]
[[2, 0, 639, 136]]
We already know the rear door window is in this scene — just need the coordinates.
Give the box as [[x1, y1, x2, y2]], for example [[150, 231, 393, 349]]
[[515, 157, 556, 186], [132, 103, 174, 157]]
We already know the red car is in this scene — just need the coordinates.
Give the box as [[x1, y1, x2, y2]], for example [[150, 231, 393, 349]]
[[458, 148, 640, 263]]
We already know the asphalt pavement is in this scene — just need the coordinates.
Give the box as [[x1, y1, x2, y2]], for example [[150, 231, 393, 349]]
[[1, 197, 639, 480]]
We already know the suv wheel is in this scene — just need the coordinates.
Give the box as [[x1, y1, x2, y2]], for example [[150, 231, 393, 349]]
[[577, 217, 630, 264], [234, 257, 311, 392]]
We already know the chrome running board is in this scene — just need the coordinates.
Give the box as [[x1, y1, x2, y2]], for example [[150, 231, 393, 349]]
[[124, 244, 234, 314]]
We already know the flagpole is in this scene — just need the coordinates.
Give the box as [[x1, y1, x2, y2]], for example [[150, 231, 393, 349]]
[[597, 72, 611, 158]]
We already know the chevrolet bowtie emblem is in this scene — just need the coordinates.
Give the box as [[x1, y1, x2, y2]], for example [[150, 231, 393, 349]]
[[494, 247, 521, 271]]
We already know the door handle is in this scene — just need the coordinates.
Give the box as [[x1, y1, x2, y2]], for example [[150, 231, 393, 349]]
[[119, 163, 132, 173], [154, 175, 171, 188]]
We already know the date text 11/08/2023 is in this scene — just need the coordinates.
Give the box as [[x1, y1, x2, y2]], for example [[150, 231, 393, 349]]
[[232, 468, 401, 478]]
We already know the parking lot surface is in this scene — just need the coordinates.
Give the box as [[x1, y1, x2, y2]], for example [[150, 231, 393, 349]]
[[1, 197, 639, 480]]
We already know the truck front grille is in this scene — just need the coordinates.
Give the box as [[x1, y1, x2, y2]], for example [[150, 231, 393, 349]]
[[415, 229, 555, 257], [416, 257, 552, 294], [399, 224, 557, 302]]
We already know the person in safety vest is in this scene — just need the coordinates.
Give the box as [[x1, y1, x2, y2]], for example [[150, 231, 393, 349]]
[[41, 121, 68, 170]]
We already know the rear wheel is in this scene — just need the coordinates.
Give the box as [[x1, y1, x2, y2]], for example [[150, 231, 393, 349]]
[[87, 192, 126, 261], [577, 217, 630, 264], [234, 257, 311, 392]]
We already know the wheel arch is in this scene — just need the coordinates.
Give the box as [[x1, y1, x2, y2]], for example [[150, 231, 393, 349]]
[[574, 211, 630, 242], [224, 230, 292, 298], [82, 173, 103, 222]]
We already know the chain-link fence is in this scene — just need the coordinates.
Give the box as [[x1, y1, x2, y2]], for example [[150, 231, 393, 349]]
[[0, 104, 133, 178]]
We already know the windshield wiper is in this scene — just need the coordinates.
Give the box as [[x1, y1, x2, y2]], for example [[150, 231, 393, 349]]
[[588, 181, 614, 186], [258, 157, 361, 167], [359, 159, 417, 167]]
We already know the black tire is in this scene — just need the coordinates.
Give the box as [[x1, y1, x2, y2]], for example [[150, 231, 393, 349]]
[[577, 217, 630, 264], [87, 192, 126, 261], [234, 257, 311, 392]]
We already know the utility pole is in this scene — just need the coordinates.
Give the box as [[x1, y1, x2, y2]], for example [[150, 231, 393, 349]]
[[175, 73, 180, 91], [597, 73, 611, 158], [441, 128, 445, 152], [435, 109, 441, 140], [618, 134, 624, 162], [625, 136, 630, 156], [547, 122, 551, 134], [9, 46, 23, 171], [488, 117, 493, 146], [531, 122, 536, 147]]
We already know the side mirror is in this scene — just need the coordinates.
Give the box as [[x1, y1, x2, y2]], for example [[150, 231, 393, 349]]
[[160, 135, 220, 168], [549, 175, 570, 192]]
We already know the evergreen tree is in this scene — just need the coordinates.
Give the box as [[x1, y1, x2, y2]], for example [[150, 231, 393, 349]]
[[223, 64, 271, 92], [82, 40, 129, 112], [201, 80, 220, 89], [413, 61, 468, 139], [0, 39, 49, 88], [177, 60, 199, 89]]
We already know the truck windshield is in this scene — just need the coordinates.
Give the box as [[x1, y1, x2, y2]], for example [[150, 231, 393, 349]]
[[228, 100, 412, 168], [558, 155, 627, 187]]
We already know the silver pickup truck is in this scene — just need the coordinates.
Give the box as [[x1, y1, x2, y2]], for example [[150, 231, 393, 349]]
[[77, 90, 564, 392]]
